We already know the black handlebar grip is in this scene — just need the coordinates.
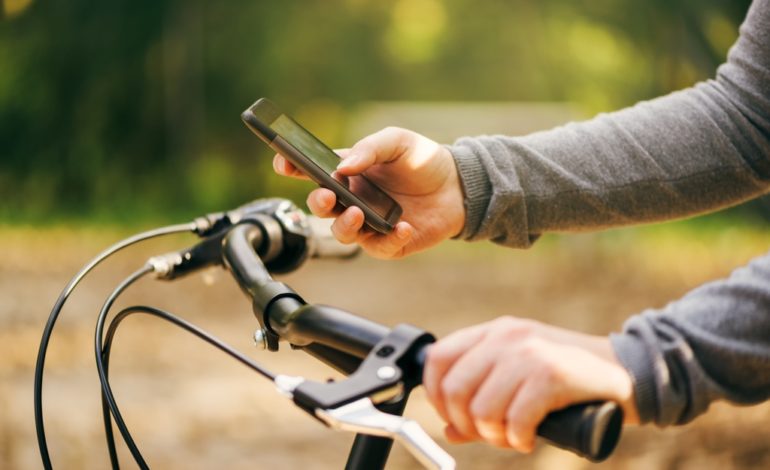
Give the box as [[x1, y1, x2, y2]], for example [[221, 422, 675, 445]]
[[536, 400, 623, 462]]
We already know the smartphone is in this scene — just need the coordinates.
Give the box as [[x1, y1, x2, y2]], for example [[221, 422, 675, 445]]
[[241, 98, 403, 234]]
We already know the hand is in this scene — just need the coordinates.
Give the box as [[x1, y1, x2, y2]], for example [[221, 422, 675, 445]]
[[423, 317, 639, 452], [273, 127, 465, 259]]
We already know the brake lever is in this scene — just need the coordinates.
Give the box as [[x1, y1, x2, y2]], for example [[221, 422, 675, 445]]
[[271, 324, 455, 470], [274, 376, 455, 470], [318, 398, 455, 470]]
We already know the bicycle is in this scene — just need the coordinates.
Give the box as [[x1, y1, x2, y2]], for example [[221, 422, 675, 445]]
[[34, 197, 623, 469]]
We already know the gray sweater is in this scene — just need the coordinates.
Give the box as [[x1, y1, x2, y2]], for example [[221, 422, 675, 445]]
[[449, 0, 770, 426]]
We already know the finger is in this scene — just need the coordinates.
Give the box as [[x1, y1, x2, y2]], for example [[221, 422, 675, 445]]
[[423, 324, 489, 424], [444, 424, 477, 444], [468, 359, 526, 446], [272, 155, 310, 180], [475, 421, 511, 448], [445, 423, 509, 448], [330, 206, 365, 244], [505, 379, 551, 453], [334, 148, 351, 158], [358, 222, 413, 259], [336, 127, 413, 176], [306, 188, 340, 218], [439, 341, 501, 441]]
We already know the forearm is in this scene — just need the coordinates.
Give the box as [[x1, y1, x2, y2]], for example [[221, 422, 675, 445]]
[[451, 0, 770, 247], [610, 250, 770, 426]]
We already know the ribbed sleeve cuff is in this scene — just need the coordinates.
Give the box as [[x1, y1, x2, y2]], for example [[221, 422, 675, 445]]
[[610, 332, 658, 425], [448, 144, 492, 240]]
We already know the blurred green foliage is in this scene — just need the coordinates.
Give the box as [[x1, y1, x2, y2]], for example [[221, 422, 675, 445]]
[[0, 0, 754, 224]]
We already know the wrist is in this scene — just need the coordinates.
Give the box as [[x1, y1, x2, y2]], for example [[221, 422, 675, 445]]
[[600, 338, 641, 425], [442, 149, 466, 239], [537, 324, 641, 424], [446, 144, 491, 241]]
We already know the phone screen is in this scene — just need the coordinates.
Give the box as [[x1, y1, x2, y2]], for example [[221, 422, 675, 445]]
[[269, 114, 399, 218]]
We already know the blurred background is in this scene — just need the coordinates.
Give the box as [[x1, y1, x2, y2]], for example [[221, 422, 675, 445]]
[[2, 0, 769, 468]]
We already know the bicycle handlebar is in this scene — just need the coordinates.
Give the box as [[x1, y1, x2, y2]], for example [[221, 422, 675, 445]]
[[149, 198, 359, 283], [38, 197, 622, 469], [220, 214, 623, 462]]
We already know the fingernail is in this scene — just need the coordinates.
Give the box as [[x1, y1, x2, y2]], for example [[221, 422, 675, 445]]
[[396, 226, 410, 240], [322, 194, 335, 210], [344, 211, 357, 227], [314, 192, 328, 210], [337, 155, 359, 169]]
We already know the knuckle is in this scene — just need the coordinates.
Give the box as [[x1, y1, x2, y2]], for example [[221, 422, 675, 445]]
[[536, 360, 561, 383], [363, 246, 388, 260], [440, 378, 469, 403], [426, 345, 452, 369], [469, 398, 495, 422], [308, 189, 332, 209], [331, 224, 355, 245], [491, 316, 536, 338], [532, 366, 568, 407], [520, 364, 566, 407], [505, 403, 519, 423], [382, 125, 404, 135], [363, 238, 403, 261], [385, 242, 406, 260], [517, 336, 547, 359], [490, 316, 520, 332]]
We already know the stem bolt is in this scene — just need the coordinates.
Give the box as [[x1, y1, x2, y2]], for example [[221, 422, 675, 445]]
[[254, 328, 268, 350], [376, 366, 397, 380]]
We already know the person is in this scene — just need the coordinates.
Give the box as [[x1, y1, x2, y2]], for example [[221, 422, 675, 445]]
[[274, 0, 770, 454]]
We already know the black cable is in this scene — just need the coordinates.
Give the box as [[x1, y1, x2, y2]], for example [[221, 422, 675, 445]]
[[98, 305, 276, 469], [103, 305, 275, 379], [95, 266, 154, 470], [34, 223, 195, 470]]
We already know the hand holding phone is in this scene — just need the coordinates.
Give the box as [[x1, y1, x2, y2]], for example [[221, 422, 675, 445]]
[[271, 122, 468, 261], [242, 98, 403, 234]]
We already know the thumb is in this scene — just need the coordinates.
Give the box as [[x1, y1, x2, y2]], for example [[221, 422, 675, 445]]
[[334, 148, 351, 158], [336, 127, 412, 176]]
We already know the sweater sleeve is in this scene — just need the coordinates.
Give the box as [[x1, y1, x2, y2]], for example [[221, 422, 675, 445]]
[[450, 0, 770, 248], [610, 251, 770, 426]]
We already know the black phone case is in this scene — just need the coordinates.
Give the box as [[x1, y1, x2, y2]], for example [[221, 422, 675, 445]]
[[241, 103, 402, 234]]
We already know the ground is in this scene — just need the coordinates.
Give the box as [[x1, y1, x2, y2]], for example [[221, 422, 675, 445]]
[[2, 223, 769, 469]]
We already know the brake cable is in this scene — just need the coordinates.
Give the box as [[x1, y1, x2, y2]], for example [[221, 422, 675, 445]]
[[99, 303, 278, 469], [34, 223, 197, 470]]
